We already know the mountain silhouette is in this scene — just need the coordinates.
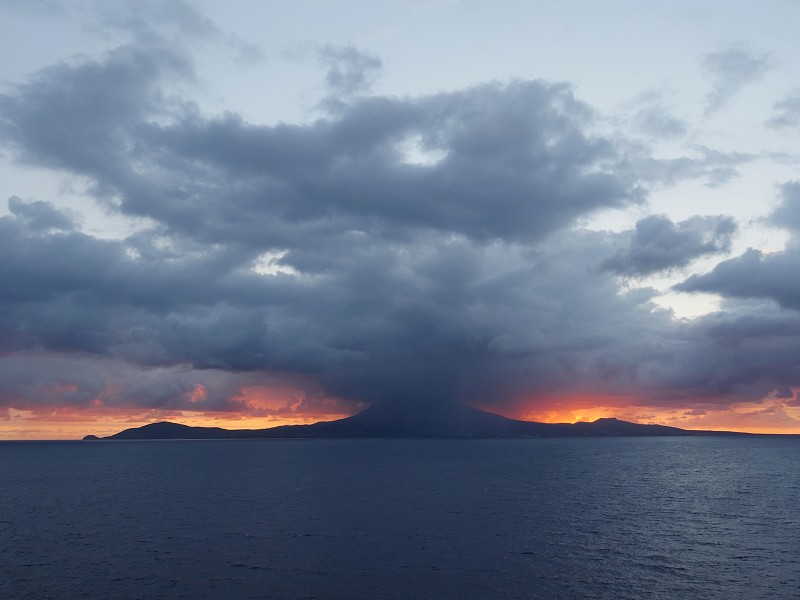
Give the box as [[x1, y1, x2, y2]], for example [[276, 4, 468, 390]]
[[84, 403, 743, 439]]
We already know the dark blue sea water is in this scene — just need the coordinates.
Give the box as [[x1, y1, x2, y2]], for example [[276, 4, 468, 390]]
[[1, 437, 799, 599]]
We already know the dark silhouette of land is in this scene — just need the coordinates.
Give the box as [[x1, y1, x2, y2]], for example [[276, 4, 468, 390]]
[[84, 402, 745, 439]]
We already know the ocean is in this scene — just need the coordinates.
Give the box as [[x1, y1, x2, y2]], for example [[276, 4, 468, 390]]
[[1, 437, 798, 599]]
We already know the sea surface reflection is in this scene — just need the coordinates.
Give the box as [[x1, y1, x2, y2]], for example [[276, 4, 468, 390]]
[[2, 437, 799, 599]]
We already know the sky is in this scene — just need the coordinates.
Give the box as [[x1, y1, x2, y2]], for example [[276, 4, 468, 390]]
[[2, 0, 800, 438]]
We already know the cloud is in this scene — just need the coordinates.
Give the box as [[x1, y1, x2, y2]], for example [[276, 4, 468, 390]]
[[3, 193, 789, 415], [630, 91, 688, 139], [671, 300, 800, 400], [0, 38, 194, 182], [0, 352, 355, 419], [702, 46, 771, 116], [630, 144, 755, 189], [676, 182, 800, 310], [7, 196, 77, 231], [766, 93, 800, 129], [0, 48, 642, 244], [0, 0, 65, 16], [0, 354, 243, 412], [319, 45, 383, 101], [633, 107, 688, 139], [91, 0, 218, 42], [3, 33, 800, 423], [92, 0, 267, 67], [769, 181, 800, 231], [669, 181, 800, 402], [600, 214, 736, 276], [228, 36, 266, 66], [676, 247, 800, 311], [0, 192, 686, 411]]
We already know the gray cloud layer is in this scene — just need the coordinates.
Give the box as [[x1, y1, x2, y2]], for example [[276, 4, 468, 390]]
[[601, 214, 736, 276], [1, 40, 642, 245], [677, 247, 800, 311], [678, 183, 800, 311], [1, 29, 800, 418]]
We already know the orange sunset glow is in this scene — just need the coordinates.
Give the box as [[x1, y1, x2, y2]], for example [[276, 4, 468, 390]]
[[0, 406, 350, 440], [4, 391, 800, 439], [0, 383, 358, 440], [495, 394, 800, 435]]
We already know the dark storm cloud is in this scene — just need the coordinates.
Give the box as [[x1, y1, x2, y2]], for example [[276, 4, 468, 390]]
[[661, 300, 800, 401], [4, 194, 778, 412], [0, 206, 315, 369], [676, 247, 800, 311], [0, 354, 243, 412], [2, 34, 800, 416], [664, 182, 800, 400], [0, 47, 641, 244], [7, 196, 77, 232], [0, 191, 685, 410], [0, 38, 193, 181], [702, 46, 771, 116], [152, 81, 637, 244], [676, 182, 800, 310], [0, 353, 351, 417], [600, 214, 736, 276]]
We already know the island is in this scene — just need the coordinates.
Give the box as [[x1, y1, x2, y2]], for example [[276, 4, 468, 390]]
[[84, 402, 744, 439]]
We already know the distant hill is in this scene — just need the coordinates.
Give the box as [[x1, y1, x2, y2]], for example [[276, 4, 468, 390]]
[[84, 403, 744, 440]]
